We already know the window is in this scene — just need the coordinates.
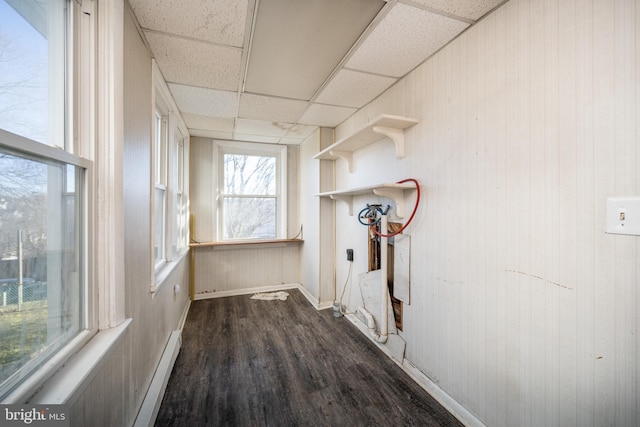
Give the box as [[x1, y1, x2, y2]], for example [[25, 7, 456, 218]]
[[0, 143, 86, 398], [0, 0, 65, 148], [0, 0, 90, 399], [176, 135, 188, 250], [152, 61, 189, 284], [153, 110, 167, 269], [216, 141, 287, 241]]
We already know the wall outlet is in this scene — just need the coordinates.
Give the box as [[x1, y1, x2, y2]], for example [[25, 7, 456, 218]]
[[346, 249, 354, 261]]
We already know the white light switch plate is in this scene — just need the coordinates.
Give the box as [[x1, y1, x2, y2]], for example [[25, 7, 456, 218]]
[[606, 197, 640, 235]]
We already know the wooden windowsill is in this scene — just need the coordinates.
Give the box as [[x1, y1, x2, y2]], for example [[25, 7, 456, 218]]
[[189, 239, 304, 248]]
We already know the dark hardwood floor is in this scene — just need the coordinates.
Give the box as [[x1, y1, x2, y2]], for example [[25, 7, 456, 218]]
[[155, 289, 463, 426]]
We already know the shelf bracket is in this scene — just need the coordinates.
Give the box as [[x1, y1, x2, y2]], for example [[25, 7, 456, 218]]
[[372, 126, 405, 158], [329, 194, 354, 215], [329, 150, 353, 173], [373, 187, 406, 218]]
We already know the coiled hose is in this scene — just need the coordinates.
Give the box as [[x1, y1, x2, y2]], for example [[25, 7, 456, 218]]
[[358, 178, 421, 238]]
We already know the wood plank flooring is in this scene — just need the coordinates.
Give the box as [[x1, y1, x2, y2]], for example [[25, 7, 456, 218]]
[[155, 289, 462, 426]]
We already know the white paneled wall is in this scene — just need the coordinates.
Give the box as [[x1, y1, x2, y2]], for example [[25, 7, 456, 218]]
[[193, 244, 300, 296], [299, 130, 322, 300], [68, 6, 192, 424], [331, 0, 639, 425]]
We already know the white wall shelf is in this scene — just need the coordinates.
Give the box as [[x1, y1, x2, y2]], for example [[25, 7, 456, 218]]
[[316, 183, 416, 218], [313, 114, 419, 172]]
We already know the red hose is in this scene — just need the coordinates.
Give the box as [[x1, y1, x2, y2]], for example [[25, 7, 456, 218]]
[[370, 178, 421, 238]]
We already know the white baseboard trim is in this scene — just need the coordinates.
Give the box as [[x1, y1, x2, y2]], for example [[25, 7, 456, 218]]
[[133, 298, 189, 427], [316, 300, 333, 310], [344, 313, 484, 427], [193, 283, 300, 300], [343, 313, 404, 368], [133, 330, 182, 427], [177, 298, 191, 331], [295, 283, 317, 308], [295, 283, 329, 310], [402, 361, 485, 427]]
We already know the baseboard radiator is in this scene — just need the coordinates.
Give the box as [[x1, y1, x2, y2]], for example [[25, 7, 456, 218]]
[[133, 330, 182, 427]]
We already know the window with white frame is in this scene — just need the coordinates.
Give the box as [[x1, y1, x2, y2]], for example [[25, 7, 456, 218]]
[[0, 0, 90, 399], [153, 109, 167, 269], [215, 141, 286, 241], [152, 62, 189, 279], [176, 135, 188, 250]]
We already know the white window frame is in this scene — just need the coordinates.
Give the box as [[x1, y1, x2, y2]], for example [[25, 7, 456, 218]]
[[151, 61, 189, 292], [153, 109, 168, 270], [0, 0, 116, 403], [0, 131, 92, 401], [176, 133, 188, 251], [0, 0, 66, 148], [213, 140, 287, 242]]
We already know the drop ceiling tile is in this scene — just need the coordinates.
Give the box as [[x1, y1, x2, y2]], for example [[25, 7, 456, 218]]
[[298, 104, 357, 128], [283, 124, 317, 139], [190, 129, 234, 139], [316, 69, 397, 108], [129, 0, 247, 46], [409, 0, 504, 21], [238, 94, 308, 123], [181, 113, 235, 133], [168, 84, 237, 117], [346, 3, 469, 77], [146, 31, 241, 90], [235, 118, 291, 138], [244, 0, 384, 100]]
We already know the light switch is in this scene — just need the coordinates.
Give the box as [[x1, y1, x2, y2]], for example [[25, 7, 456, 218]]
[[606, 197, 640, 236]]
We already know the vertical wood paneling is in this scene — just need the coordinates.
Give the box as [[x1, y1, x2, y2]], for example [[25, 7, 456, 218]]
[[332, 0, 639, 426], [189, 138, 214, 241], [435, 48, 449, 391], [505, 1, 524, 424], [122, 6, 154, 423], [444, 37, 465, 404], [494, 8, 510, 426], [298, 130, 320, 300], [614, 1, 638, 425], [318, 129, 337, 306], [543, 1, 560, 426], [69, 8, 192, 426], [636, 1, 640, 423], [592, 1, 617, 426], [466, 17, 485, 418], [574, 1, 596, 425], [482, 7, 507, 427], [557, 0, 579, 425], [193, 245, 301, 296], [476, 14, 491, 423]]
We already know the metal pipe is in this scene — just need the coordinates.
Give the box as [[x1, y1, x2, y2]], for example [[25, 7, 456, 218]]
[[356, 213, 389, 344], [357, 306, 387, 343], [379, 214, 388, 340]]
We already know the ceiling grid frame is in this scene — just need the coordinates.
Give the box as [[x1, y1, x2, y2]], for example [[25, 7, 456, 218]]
[[128, 0, 507, 144]]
